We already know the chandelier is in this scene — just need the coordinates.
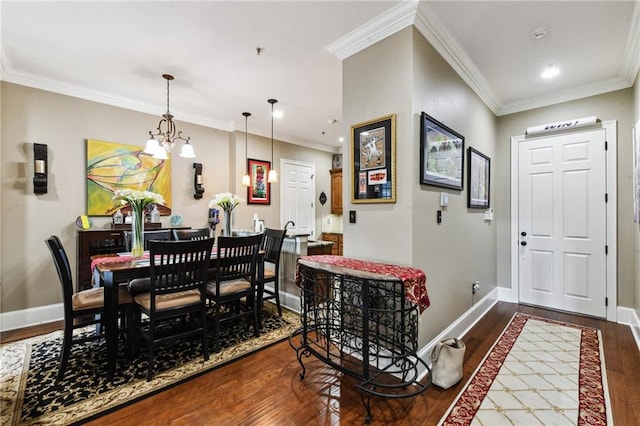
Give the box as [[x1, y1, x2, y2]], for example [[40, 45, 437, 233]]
[[144, 74, 195, 159]]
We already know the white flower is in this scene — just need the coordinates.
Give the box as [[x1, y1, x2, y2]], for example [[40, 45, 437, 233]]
[[208, 192, 244, 212], [112, 189, 165, 212]]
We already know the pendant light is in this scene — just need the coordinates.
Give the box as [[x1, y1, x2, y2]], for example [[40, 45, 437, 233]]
[[267, 98, 278, 184], [241, 112, 251, 187]]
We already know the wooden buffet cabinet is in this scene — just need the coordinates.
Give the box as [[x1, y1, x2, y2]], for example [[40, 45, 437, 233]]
[[330, 168, 342, 215]]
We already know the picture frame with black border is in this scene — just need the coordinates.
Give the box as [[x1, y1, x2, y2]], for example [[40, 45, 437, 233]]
[[351, 113, 396, 204], [419, 112, 465, 190], [467, 147, 490, 209]]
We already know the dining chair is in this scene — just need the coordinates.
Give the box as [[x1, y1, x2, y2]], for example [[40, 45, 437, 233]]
[[45, 235, 133, 382], [206, 234, 263, 352], [123, 229, 172, 251], [172, 228, 210, 241], [128, 238, 214, 381], [259, 227, 287, 316]]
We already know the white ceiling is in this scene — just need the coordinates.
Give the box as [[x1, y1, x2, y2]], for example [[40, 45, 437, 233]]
[[2, 1, 639, 152]]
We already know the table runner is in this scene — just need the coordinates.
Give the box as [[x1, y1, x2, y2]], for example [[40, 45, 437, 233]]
[[297, 255, 430, 313]]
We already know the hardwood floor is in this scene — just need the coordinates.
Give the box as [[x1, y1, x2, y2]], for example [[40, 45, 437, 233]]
[[4, 302, 639, 425]]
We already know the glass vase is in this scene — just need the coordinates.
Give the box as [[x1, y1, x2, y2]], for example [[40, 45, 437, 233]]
[[224, 209, 232, 237], [130, 207, 145, 258]]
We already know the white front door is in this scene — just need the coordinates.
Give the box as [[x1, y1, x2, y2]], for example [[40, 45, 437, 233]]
[[281, 159, 316, 238], [517, 128, 607, 317]]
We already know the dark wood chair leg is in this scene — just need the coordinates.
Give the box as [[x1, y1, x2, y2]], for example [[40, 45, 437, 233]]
[[57, 324, 73, 382]]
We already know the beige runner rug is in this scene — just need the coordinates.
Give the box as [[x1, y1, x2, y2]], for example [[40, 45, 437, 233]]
[[439, 312, 613, 425]]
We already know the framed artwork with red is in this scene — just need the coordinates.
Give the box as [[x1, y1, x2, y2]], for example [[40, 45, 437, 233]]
[[247, 158, 271, 205]]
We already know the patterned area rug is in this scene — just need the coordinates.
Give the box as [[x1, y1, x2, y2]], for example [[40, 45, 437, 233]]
[[439, 313, 613, 425], [1, 304, 299, 425]]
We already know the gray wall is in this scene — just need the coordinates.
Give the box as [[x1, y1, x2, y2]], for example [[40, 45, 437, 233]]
[[0, 82, 332, 314], [497, 89, 635, 307], [633, 72, 640, 315], [343, 27, 499, 345]]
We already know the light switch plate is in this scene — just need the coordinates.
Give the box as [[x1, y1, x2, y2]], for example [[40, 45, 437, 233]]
[[349, 210, 356, 223], [440, 192, 448, 207]]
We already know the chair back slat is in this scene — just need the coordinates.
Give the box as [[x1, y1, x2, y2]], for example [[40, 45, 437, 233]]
[[262, 228, 287, 265], [215, 234, 263, 283], [45, 236, 74, 308], [148, 238, 214, 301], [172, 228, 210, 241], [123, 229, 173, 251]]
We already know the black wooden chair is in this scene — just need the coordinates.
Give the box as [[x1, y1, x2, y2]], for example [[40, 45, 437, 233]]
[[45, 235, 133, 381], [129, 238, 214, 381], [172, 228, 210, 241], [206, 234, 263, 352], [123, 229, 172, 251], [259, 228, 287, 316]]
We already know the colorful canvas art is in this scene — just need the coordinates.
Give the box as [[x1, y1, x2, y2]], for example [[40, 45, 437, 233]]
[[86, 139, 171, 216]]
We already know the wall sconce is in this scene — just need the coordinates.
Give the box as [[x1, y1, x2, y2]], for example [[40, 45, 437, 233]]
[[193, 162, 204, 199], [33, 143, 48, 194]]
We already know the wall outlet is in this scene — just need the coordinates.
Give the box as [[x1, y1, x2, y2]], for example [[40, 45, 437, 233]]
[[472, 281, 480, 294]]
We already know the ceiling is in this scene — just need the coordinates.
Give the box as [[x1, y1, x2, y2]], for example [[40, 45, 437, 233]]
[[2, 1, 639, 152]]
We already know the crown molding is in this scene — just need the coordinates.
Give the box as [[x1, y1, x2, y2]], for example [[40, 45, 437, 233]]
[[326, 0, 418, 60], [414, 3, 500, 115], [622, 1, 640, 85], [498, 76, 632, 116], [0, 65, 230, 131]]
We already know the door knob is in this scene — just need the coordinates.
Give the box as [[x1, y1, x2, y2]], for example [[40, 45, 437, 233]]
[[521, 241, 527, 246], [521, 231, 527, 237]]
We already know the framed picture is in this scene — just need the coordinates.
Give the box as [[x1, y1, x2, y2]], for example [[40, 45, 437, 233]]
[[86, 139, 171, 216], [467, 147, 490, 209], [419, 112, 465, 190], [247, 158, 271, 205], [351, 113, 396, 203]]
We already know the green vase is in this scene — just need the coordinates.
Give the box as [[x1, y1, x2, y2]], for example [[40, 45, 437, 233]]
[[131, 207, 144, 258]]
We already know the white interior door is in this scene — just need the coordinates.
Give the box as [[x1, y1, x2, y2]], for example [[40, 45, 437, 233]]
[[280, 159, 315, 238], [517, 128, 607, 317]]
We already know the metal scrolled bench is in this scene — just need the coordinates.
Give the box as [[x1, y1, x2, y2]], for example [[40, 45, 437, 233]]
[[289, 255, 432, 423]]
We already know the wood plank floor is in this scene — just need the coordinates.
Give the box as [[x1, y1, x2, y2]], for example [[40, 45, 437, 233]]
[[3, 302, 639, 425]]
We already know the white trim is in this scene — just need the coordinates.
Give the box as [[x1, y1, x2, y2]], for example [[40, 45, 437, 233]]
[[510, 121, 617, 321], [497, 285, 518, 303], [0, 303, 63, 332], [416, 287, 499, 380], [616, 307, 640, 352]]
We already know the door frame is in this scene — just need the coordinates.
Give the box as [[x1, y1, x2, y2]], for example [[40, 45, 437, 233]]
[[510, 120, 617, 321], [279, 158, 316, 236]]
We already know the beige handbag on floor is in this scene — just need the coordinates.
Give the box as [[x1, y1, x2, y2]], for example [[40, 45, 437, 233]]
[[430, 338, 466, 389]]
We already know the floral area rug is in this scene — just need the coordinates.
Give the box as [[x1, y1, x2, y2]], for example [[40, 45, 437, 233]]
[[439, 313, 613, 425], [1, 304, 299, 425]]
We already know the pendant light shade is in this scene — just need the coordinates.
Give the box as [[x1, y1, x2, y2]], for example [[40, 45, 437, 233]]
[[241, 112, 251, 187], [267, 98, 278, 184]]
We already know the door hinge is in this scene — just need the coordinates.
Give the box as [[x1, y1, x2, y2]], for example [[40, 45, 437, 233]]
[[605, 193, 608, 203], [605, 141, 608, 150], [605, 245, 608, 254], [605, 297, 608, 307]]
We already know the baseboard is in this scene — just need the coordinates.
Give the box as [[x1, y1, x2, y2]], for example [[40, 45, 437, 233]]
[[0, 303, 64, 332], [416, 287, 499, 380], [497, 285, 517, 303], [262, 284, 301, 315], [616, 306, 640, 351]]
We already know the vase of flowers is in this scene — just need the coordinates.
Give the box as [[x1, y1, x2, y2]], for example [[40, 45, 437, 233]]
[[113, 189, 165, 258], [209, 192, 243, 236]]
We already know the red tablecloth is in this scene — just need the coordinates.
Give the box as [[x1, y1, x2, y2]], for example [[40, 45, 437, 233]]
[[90, 253, 146, 273], [297, 255, 430, 313]]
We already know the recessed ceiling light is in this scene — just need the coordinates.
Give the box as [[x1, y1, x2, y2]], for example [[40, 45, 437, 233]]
[[272, 110, 283, 119], [338, 137, 344, 142], [541, 64, 560, 79], [530, 26, 549, 40]]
